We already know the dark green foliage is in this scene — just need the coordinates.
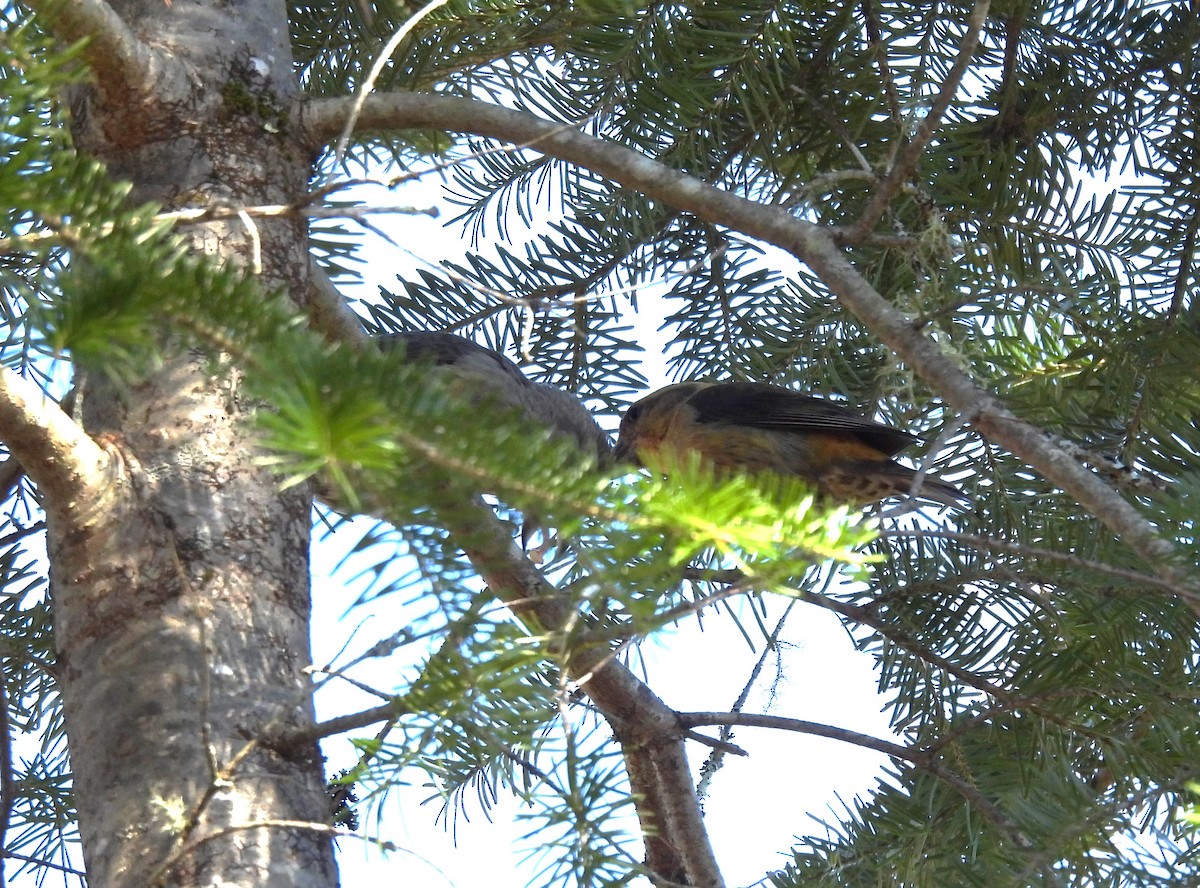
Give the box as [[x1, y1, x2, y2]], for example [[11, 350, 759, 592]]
[[306, 1, 1200, 884], [6, 0, 1200, 885]]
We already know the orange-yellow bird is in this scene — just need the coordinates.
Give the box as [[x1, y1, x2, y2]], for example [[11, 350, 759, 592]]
[[615, 381, 965, 507]]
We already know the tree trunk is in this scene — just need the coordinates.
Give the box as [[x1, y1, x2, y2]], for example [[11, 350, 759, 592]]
[[43, 0, 339, 884]]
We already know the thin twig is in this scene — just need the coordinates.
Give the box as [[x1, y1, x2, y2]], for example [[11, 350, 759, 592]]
[[328, 0, 456, 177], [282, 701, 406, 747], [697, 598, 799, 800], [879, 529, 1181, 594], [683, 710, 910, 759], [850, 0, 991, 240], [679, 710, 1031, 848]]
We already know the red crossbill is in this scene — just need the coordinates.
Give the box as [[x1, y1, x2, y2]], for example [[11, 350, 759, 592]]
[[379, 331, 612, 465], [615, 381, 966, 507]]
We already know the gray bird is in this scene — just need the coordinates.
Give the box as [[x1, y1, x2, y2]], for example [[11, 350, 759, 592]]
[[378, 332, 612, 466]]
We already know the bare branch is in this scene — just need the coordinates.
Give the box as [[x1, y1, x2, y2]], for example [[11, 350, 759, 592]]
[[683, 731, 747, 756], [698, 599, 797, 799], [679, 711, 1031, 848], [280, 700, 408, 747], [306, 259, 372, 347], [849, 0, 991, 239], [0, 368, 112, 518], [23, 0, 184, 102], [681, 711, 912, 760]]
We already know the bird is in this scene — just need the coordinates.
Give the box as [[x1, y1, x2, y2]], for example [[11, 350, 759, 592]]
[[614, 381, 966, 507], [377, 331, 612, 466]]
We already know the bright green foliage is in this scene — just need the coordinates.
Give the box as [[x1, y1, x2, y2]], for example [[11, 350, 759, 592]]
[[6, 0, 1200, 886]]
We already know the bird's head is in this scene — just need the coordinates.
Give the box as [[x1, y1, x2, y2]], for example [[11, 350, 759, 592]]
[[614, 382, 710, 466]]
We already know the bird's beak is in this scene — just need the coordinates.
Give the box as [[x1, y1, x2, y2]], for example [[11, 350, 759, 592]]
[[613, 437, 638, 466]]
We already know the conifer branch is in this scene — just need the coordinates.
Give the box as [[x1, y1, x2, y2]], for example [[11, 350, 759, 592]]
[[436, 496, 724, 886], [880, 530, 1181, 593], [303, 88, 1197, 604], [0, 368, 112, 519], [860, 0, 903, 130], [678, 710, 1031, 848], [850, 0, 991, 239], [23, 0, 182, 100]]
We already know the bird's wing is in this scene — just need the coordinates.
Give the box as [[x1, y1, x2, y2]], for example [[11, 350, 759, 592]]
[[686, 382, 919, 456], [381, 331, 611, 462], [378, 332, 531, 387]]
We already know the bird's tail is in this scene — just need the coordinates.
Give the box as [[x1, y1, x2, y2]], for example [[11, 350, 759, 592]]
[[841, 460, 970, 509]]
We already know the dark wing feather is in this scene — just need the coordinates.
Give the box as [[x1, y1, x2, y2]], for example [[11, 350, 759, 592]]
[[377, 332, 531, 387], [686, 382, 919, 456]]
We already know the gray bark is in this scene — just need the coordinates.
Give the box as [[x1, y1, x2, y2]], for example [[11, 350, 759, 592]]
[[31, 0, 341, 883]]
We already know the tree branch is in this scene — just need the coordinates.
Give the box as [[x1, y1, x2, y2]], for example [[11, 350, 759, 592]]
[[680, 711, 912, 761], [698, 599, 796, 800], [678, 711, 1031, 848], [849, 0, 991, 239], [0, 368, 113, 519], [306, 259, 372, 347], [622, 743, 691, 884], [280, 699, 408, 747], [435, 496, 725, 887], [879, 529, 1181, 594], [299, 90, 1196, 606], [23, 0, 183, 101]]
